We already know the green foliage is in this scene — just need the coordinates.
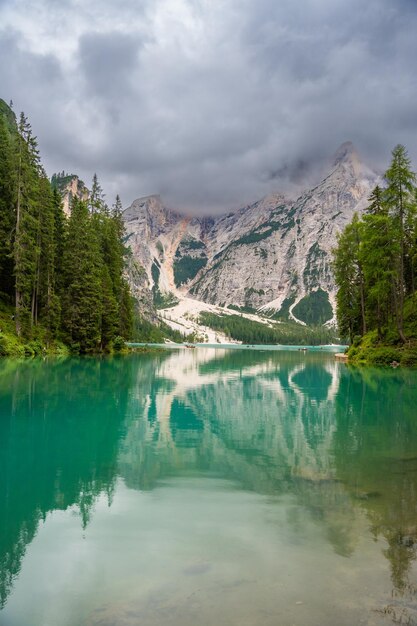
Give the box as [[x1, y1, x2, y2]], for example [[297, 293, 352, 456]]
[[292, 289, 333, 325], [0, 301, 68, 356], [0, 99, 16, 131], [199, 312, 338, 345], [207, 207, 290, 273], [233, 228, 275, 245], [151, 259, 179, 308], [272, 295, 296, 321], [0, 111, 15, 299], [400, 350, 417, 366], [50, 171, 84, 192], [131, 315, 185, 343], [13, 112, 42, 337], [173, 255, 207, 286], [227, 303, 257, 314], [0, 99, 135, 355], [173, 236, 208, 287], [154, 292, 179, 309], [177, 237, 205, 251], [303, 243, 328, 290], [368, 347, 402, 366], [231, 207, 289, 247], [112, 336, 126, 351], [61, 199, 103, 353], [333, 145, 417, 364], [245, 287, 265, 297], [155, 240, 164, 260], [347, 294, 417, 365]]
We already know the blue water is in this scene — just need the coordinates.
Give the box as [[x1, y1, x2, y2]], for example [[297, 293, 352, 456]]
[[0, 348, 416, 626]]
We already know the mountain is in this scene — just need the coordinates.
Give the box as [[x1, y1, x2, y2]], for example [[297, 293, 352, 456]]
[[51, 172, 89, 216], [123, 143, 379, 326]]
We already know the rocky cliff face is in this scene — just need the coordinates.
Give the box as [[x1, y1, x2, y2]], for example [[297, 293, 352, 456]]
[[123, 143, 379, 324], [51, 173, 89, 216]]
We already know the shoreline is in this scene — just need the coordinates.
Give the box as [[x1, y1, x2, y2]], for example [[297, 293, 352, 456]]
[[126, 342, 348, 352]]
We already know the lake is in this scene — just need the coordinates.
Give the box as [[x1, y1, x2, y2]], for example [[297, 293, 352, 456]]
[[0, 348, 417, 626]]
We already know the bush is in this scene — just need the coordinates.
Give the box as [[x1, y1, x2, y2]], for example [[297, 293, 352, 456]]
[[113, 336, 125, 351], [401, 350, 417, 367], [347, 345, 358, 358], [0, 332, 25, 357], [382, 328, 402, 345], [368, 347, 402, 366], [24, 340, 44, 357]]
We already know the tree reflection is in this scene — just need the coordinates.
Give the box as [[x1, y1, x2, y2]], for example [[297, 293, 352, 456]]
[[334, 367, 417, 598], [1, 349, 417, 614], [0, 355, 141, 607]]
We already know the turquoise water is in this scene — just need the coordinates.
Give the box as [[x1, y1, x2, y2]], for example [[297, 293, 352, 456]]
[[0, 348, 417, 626]]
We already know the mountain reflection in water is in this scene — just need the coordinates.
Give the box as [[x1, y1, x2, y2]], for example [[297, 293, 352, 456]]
[[0, 349, 416, 625]]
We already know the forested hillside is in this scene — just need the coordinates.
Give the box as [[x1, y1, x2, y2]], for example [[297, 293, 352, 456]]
[[0, 99, 133, 355], [333, 145, 417, 365], [199, 312, 338, 345]]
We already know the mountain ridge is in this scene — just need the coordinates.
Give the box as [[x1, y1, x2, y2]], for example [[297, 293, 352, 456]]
[[123, 142, 380, 327]]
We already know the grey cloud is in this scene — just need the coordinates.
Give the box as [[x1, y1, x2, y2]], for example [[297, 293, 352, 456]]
[[1, 0, 417, 213], [78, 32, 142, 100]]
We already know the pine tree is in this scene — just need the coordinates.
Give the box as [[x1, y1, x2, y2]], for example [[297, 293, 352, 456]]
[[61, 198, 103, 353], [14, 113, 41, 336], [384, 145, 417, 341], [36, 175, 61, 338], [52, 187, 66, 289], [100, 265, 119, 348], [119, 281, 133, 338], [0, 114, 16, 299], [361, 187, 396, 337], [333, 215, 366, 342], [111, 195, 133, 338], [89, 173, 107, 215]]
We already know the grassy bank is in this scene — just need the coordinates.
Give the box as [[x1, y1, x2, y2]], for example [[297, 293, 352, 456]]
[[0, 301, 70, 357], [347, 296, 417, 366], [0, 301, 176, 358], [347, 334, 417, 366]]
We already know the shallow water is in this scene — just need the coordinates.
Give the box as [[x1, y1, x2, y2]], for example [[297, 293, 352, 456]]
[[0, 349, 417, 625]]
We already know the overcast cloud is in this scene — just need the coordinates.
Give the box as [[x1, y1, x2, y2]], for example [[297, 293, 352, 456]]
[[1, 0, 416, 213]]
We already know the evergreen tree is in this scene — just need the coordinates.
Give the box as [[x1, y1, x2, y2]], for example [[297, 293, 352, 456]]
[[36, 175, 61, 337], [61, 198, 103, 353], [119, 281, 133, 339], [89, 173, 107, 215], [111, 195, 133, 338], [0, 113, 16, 299], [100, 265, 119, 348], [333, 146, 417, 348], [384, 145, 417, 341], [361, 187, 396, 337], [14, 113, 41, 336], [52, 187, 66, 289], [333, 215, 366, 342]]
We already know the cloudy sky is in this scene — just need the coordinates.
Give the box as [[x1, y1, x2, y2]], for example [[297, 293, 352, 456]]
[[1, 0, 416, 213]]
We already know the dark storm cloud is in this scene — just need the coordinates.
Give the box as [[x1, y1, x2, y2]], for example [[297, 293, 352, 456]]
[[1, 0, 417, 213], [78, 32, 142, 100]]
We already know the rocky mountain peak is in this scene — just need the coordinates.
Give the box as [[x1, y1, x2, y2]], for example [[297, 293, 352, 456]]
[[330, 141, 373, 182], [332, 141, 357, 165], [123, 143, 380, 326], [50, 172, 89, 216]]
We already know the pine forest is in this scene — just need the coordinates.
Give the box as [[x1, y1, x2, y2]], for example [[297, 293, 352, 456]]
[[333, 145, 417, 365], [0, 99, 133, 355]]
